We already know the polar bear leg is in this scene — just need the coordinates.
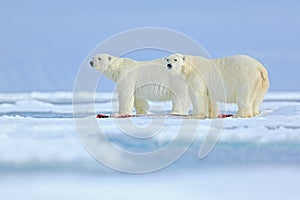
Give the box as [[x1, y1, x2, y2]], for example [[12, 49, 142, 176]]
[[252, 89, 268, 116], [170, 89, 190, 115], [190, 76, 209, 118], [251, 87, 261, 116], [208, 98, 219, 119], [235, 103, 253, 118], [170, 95, 184, 115], [134, 98, 149, 114], [234, 80, 257, 118], [181, 95, 191, 115], [235, 94, 254, 118], [118, 94, 134, 114], [253, 98, 263, 116], [117, 83, 135, 114], [188, 85, 208, 119], [252, 77, 269, 116]]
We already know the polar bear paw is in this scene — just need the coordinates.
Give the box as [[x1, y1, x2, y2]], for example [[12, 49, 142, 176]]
[[191, 114, 207, 119]]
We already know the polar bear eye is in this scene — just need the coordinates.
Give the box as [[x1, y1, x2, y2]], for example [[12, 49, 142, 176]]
[[166, 59, 169, 62], [174, 59, 177, 62], [98, 58, 101, 61]]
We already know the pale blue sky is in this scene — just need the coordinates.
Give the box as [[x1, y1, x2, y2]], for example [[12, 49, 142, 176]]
[[0, 0, 299, 92]]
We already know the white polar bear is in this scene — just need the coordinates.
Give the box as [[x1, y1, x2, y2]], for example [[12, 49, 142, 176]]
[[165, 53, 270, 118], [90, 54, 190, 115]]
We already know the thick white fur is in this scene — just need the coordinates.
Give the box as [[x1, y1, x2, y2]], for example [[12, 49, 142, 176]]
[[165, 54, 270, 118], [91, 54, 190, 115]]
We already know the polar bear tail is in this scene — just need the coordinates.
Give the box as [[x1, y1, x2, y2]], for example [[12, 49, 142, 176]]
[[258, 65, 270, 90]]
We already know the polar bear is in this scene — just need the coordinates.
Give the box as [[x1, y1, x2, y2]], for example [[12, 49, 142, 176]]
[[90, 54, 190, 115], [165, 53, 269, 118]]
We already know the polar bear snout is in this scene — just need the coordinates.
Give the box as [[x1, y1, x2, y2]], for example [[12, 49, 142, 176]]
[[90, 60, 94, 67], [167, 63, 172, 69]]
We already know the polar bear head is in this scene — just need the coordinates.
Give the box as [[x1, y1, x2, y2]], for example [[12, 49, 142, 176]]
[[165, 53, 186, 73], [90, 54, 124, 81], [165, 53, 195, 77], [90, 53, 114, 73], [165, 53, 198, 77]]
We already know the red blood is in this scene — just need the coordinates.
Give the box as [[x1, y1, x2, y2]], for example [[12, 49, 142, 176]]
[[218, 114, 234, 118], [96, 114, 109, 118], [96, 113, 135, 118]]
